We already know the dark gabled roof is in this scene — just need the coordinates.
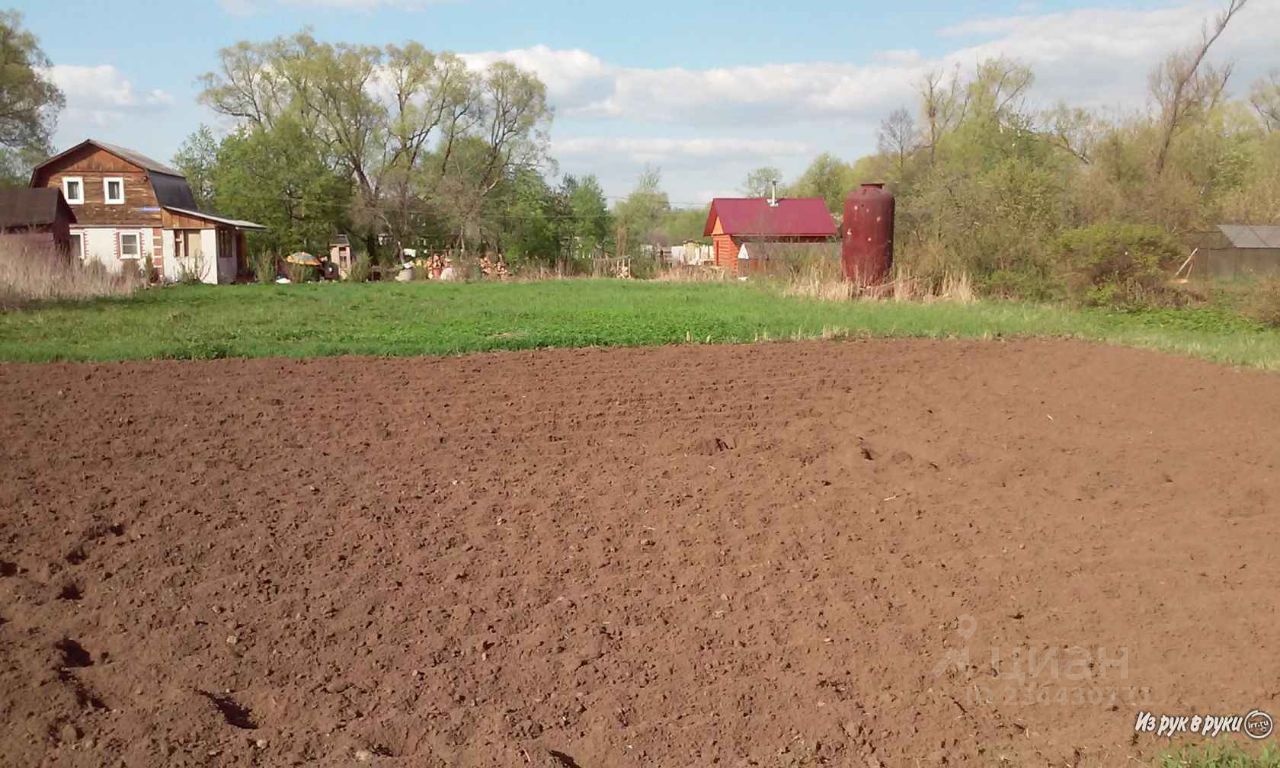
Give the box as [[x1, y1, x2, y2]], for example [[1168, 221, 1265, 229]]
[[331, 234, 351, 247], [0, 187, 75, 228], [704, 198, 837, 238], [32, 138, 185, 181], [150, 170, 198, 210], [1216, 224, 1280, 249]]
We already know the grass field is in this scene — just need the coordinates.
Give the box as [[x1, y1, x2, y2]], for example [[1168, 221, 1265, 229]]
[[2, 280, 1279, 368]]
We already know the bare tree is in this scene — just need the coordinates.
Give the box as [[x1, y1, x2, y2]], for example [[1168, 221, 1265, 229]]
[[919, 68, 965, 167], [877, 107, 918, 174], [1150, 0, 1248, 175], [1251, 70, 1280, 132], [1042, 103, 1104, 164]]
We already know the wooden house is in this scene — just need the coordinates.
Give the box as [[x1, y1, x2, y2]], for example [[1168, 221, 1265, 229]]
[[29, 139, 265, 283], [703, 197, 837, 276], [0, 188, 76, 255]]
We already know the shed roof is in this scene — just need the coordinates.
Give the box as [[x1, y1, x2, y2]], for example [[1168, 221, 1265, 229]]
[[704, 198, 836, 238], [163, 206, 267, 232], [1217, 224, 1280, 249], [0, 187, 75, 229]]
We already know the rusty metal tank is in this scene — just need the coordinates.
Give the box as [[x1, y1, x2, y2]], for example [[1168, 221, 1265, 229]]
[[842, 183, 895, 286]]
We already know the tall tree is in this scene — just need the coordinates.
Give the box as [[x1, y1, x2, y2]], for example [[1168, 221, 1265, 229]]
[[0, 11, 64, 185], [1150, 0, 1248, 175], [211, 118, 352, 256], [172, 126, 220, 209], [614, 166, 669, 257], [877, 108, 919, 175], [918, 67, 965, 167], [199, 32, 550, 259], [564, 174, 612, 259], [742, 166, 782, 198], [1251, 70, 1280, 132], [787, 153, 854, 213]]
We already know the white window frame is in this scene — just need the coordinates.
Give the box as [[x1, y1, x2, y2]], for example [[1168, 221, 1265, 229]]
[[103, 176, 125, 205], [119, 231, 142, 261], [62, 177, 84, 205], [68, 232, 84, 261]]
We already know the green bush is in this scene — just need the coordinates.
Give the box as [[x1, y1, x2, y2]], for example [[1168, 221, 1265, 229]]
[[629, 254, 659, 280], [1245, 278, 1280, 328], [1057, 223, 1184, 308]]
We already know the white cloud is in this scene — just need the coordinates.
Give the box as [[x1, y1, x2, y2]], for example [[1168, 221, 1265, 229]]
[[47, 65, 173, 129], [555, 137, 812, 163], [469, 0, 1280, 128], [470, 0, 1280, 201]]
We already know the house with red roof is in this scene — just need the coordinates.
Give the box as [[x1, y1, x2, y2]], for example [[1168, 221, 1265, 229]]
[[703, 196, 837, 276]]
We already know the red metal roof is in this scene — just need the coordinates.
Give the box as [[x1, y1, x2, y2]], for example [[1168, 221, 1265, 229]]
[[704, 197, 836, 238]]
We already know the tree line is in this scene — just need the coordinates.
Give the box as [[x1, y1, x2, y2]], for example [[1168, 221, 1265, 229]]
[[749, 0, 1279, 299], [3, 4, 1279, 289]]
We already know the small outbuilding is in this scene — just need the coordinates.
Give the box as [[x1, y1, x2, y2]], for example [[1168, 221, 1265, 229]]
[[1187, 224, 1280, 278], [0, 187, 76, 255], [330, 234, 354, 278], [704, 196, 837, 276]]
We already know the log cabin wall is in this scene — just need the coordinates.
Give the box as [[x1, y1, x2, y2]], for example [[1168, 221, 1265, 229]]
[[31, 145, 161, 227]]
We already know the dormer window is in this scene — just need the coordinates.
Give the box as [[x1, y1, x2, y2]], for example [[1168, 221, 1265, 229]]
[[104, 177, 125, 205], [63, 177, 84, 205]]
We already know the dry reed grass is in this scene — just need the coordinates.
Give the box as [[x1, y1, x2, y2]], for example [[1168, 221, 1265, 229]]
[[0, 239, 141, 309], [781, 262, 975, 304], [654, 265, 731, 282]]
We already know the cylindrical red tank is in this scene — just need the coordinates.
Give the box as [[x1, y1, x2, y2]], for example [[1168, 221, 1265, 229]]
[[842, 183, 895, 286]]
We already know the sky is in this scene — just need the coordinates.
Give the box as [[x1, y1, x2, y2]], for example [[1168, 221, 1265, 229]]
[[17, 0, 1280, 206]]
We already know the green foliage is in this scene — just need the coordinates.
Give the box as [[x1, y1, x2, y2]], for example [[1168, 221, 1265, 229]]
[[1057, 223, 1183, 307], [615, 166, 670, 256], [172, 126, 219, 210], [787, 153, 856, 214], [564, 174, 612, 259], [209, 118, 351, 256], [656, 207, 709, 246], [494, 169, 564, 267], [0, 11, 64, 185], [743, 167, 782, 197], [199, 31, 552, 258]]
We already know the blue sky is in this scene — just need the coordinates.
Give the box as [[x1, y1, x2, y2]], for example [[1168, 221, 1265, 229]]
[[18, 0, 1280, 204]]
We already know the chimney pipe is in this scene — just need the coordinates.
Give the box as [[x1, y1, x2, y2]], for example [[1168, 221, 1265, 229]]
[[768, 179, 778, 207]]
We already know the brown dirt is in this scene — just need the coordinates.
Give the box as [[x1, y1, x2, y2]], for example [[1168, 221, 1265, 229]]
[[1, 339, 1278, 767]]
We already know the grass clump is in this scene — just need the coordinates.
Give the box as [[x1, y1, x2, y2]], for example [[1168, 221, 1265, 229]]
[[1158, 744, 1280, 768], [1245, 278, 1280, 329]]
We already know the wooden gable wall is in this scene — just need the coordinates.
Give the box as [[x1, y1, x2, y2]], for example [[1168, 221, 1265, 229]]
[[32, 145, 162, 227]]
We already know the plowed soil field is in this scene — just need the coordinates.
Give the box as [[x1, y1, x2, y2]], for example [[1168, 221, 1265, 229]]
[[2, 339, 1277, 767]]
